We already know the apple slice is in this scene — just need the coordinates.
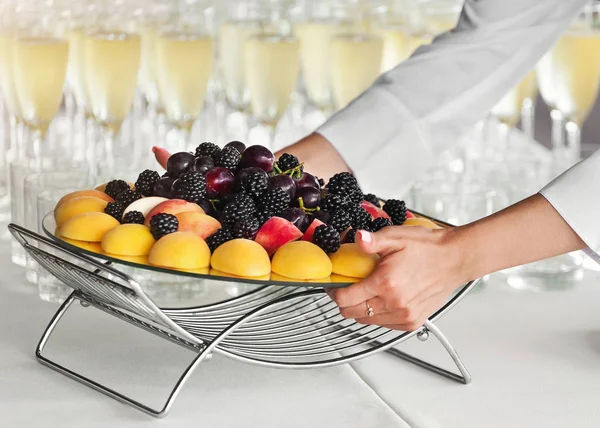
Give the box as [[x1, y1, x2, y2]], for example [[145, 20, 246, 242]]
[[361, 201, 391, 220], [302, 219, 325, 242], [255, 217, 302, 256], [122, 196, 168, 220], [144, 199, 205, 226]]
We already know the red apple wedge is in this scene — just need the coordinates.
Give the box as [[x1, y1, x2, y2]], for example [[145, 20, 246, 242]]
[[255, 217, 302, 256]]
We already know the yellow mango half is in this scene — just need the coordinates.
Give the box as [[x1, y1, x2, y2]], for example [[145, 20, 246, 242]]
[[329, 243, 379, 279], [272, 241, 332, 280], [211, 239, 271, 278]]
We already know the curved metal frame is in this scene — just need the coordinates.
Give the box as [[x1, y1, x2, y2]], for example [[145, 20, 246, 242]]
[[9, 223, 478, 418]]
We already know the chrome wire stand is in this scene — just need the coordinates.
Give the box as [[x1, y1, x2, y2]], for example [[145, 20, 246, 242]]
[[10, 224, 478, 418]]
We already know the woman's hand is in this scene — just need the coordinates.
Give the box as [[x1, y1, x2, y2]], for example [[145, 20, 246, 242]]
[[327, 194, 587, 331], [327, 226, 468, 331]]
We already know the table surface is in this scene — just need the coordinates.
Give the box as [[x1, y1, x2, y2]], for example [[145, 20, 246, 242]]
[[2, 239, 600, 428]]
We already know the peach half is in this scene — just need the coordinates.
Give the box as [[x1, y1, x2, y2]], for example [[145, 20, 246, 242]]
[[59, 212, 120, 242], [271, 241, 332, 280], [148, 232, 210, 269], [54, 196, 109, 227], [329, 244, 379, 279], [211, 239, 271, 278], [144, 199, 204, 226]]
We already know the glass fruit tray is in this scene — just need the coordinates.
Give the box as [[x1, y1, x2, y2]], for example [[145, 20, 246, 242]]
[[42, 211, 448, 288]]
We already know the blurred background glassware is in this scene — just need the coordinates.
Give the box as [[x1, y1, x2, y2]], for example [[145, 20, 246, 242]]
[[24, 170, 92, 285], [536, 1, 600, 173], [84, 0, 141, 175], [36, 188, 80, 304], [244, 0, 300, 149], [155, 0, 214, 153]]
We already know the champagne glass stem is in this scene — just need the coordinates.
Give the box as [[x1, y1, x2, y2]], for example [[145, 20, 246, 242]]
[[550, 108, 565, 154], [521, 97, 535, 139], [565, 120, 582, 166]]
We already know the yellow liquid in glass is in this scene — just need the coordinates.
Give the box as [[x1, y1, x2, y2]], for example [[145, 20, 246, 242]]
[[84, 32, 141, 125], [296, 21, 347, 108], [330, 34, 383, 110], [140, 26, 159, 106], [545, 30, 600, 124], [155, 33, 214, 128], [12, 37, 69, 128], [219, 21, 259, 110], [373, 24, 411, 73], [0, 34, 20, 116], [244, 35, 300, 124], [67, 29, 88, 109]]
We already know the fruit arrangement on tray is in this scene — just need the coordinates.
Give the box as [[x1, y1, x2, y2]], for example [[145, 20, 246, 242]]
[[51, 142, 441, 282]]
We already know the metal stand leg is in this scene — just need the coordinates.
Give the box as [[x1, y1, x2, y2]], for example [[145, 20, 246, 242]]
[[34, 292, 213, 419], [384, 320, 471, 384]]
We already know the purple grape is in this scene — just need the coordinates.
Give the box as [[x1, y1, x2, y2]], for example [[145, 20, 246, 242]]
[[294, 172, 320, 191], [268, 174, 296, 199], [166, 152, 195, 177], [225, 140, 246, 154], [206, 167, 236, 198], [312, 210, 331, 224], [281, 207, 310, 232], [153, 177, 176, 198], [195, 197, 215, 217], [295, 187, 321, 209], [240, 145, 275, 172], [188, 156, 215, 175]]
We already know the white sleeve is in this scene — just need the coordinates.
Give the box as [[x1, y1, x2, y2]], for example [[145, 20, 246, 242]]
[[317, 0, 588, 198], [540, 150, 600, 257]]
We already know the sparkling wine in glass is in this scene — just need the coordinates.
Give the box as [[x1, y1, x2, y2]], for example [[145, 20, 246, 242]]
[[537, 2, 600, 170], [155, 0, 214, 152], [84, 6, 141, 174]]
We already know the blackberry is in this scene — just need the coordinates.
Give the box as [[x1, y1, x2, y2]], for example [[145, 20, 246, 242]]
[[232, 216, 260, 240], [104, 201, 125, 221], [123, 210, 145, 225], [256, 210, 273, 225], [348, 188, 364, 204], [259, 188, 291, 214], [135, 169, 160, 197], [345, 228, 357, 244], [329, 209, 352, 232], [195, 142, 221, 159], [234, 192, 257, 214], [371, 217, 393, 231], [363, 193, 380, 207], [383, 199, 407, 225], [149, 213, 178, 240], [318, 177, 325, 187], [221, 201, 252, 227], [276, 153, 302, 173], [348, 205, 372, 230], [216, 146, 241, 171], [116, 189, 143, 207], [327, 172, 361, 196], [206, 228, 233, 252], [172, 171, 207, 203], [312, 224, 341, 253], [322, 194, 350, 213], [236, 171, 268, 198], [104, 179, 130, 199]]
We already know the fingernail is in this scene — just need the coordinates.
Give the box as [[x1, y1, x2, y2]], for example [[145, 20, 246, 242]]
[[358, 230, 372, 243]]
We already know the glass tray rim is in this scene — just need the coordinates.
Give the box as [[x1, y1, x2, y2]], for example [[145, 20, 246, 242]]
[[42, 210, 450, 288]]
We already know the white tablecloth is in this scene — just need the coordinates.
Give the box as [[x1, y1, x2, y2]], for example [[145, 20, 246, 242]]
[[3, 236, 600, 427]]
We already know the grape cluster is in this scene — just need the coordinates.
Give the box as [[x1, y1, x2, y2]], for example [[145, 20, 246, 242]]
[[101, 141, 410, 255]]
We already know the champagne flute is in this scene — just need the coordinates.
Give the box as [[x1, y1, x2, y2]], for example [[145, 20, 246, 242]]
[[329, 2, 383, 111], [84, 2, 141, 175], [371, 0, 412, 74], [244, 0, 300, 149], [537, 2, 600, 171], [295, 0, 350, 116], [219, 0, 266, 138], [155, 0, 214, 152], [12, 4, 70, 169]]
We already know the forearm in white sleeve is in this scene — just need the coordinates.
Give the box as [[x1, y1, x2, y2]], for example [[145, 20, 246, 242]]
[[540, 150, 600, 258], [317, 0, 588, 198]]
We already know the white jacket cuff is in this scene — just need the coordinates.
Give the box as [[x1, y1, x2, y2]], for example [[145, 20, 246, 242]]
[[540, 149, 600, 257]]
